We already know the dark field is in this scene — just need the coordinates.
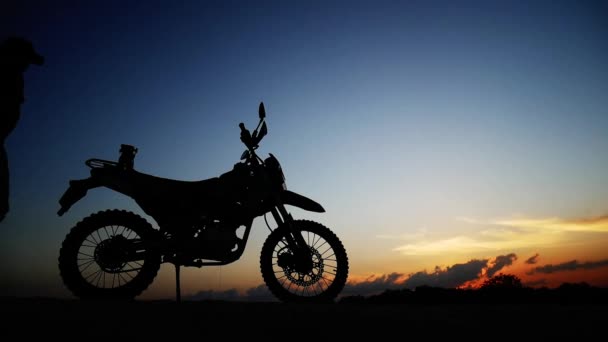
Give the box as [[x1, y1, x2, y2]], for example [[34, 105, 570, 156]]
[[2, 296, 606, 338]]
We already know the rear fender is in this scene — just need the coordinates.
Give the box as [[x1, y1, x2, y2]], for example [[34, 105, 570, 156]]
[[57, 178, 100, 216]]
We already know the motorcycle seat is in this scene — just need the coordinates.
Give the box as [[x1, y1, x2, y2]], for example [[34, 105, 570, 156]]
[[130, 170, 222, 201]]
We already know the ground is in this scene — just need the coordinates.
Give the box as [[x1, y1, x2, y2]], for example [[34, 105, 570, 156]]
[[2, 297, 605, 338]]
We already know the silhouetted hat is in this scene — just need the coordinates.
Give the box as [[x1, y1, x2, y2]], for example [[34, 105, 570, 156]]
[[0, 37, 44, 65]]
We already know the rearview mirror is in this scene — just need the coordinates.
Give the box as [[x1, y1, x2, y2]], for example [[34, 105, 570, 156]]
[[257, 121, 267, 140], [259, 102, 266, 119], [252, 121, 267, 146]]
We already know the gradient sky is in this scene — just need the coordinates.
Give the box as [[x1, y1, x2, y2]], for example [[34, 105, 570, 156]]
[[1, 0, 607, 300]]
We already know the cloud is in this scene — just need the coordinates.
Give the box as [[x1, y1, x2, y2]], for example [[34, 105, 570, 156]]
[[183, 253, 608, 301], [341, 272, 407, 296], [420, 214, 608, 257], [392, 214, 608, 256], [244, 284, 276, 302], [345, 253, 520, 296], [402, 258, 489, 289], [186, 253, 522, 300], [186, 284, 276, 302], [494, 215, 608, 233], [345, 253, 521, 295], [528, 259, 608, 275], [376, 229, 427, 240], [486, 253, 517, 278], [525, 253, 540, 264], [393, 236, 502, 255], [456, 217, 482, 224]]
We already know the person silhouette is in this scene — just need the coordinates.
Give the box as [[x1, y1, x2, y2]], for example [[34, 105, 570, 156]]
[[0, 37, 44, 223]]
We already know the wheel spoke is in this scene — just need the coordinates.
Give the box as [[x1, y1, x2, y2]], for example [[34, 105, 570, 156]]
[[310, 283, 318, 296], [73, 225, 151, 289], [96, 229, 104, 245], [86, 269, 100, 283], [320, 247, 336, 260], [262, 224, 346, 299], [316, 281, 325, 294], [103, 226, 111, 240], [96, 270, 105, 287], [125, 229, 134, 239], [85, 239, 97, 248], [88, 234, 99, 244], [312, 234, 321, 249], [124, 270, 136, 280], [319, 276, 333, 288], [78, 251, 94, 258], [276, 240, 288, 250], [323, 265, 337, 273], [122, 262, 142, 273], [321, 275, 335, 284], [77, 259, 95, 268], [318, 279, 328, 292], [78, 260, 97, 274], [118, 272, 129, 285], [315, 240, 328, 251]]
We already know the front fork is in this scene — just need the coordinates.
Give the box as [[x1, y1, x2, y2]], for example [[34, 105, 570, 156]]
[[269, 203, 309, 254]]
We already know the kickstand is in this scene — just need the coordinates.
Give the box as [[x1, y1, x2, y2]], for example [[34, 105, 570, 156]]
[[175, 263, 181, 303]]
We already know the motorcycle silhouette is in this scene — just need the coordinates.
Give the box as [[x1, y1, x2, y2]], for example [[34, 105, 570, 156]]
[[57, 102, 349, 302]]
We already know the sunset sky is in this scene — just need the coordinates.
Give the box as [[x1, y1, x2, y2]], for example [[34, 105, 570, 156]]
[[1, 0, 607, 300]]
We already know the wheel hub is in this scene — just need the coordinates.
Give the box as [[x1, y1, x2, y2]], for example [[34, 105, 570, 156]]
[[94, 235, 129, 272], [277, 246, 324, 287]]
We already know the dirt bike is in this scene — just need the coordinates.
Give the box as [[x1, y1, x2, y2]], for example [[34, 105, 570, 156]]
[[56, 102, 349, 302]]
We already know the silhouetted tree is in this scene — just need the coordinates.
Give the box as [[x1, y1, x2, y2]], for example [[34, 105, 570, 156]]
[[480, 273, 523, 290], [557, 282, 591, 290]]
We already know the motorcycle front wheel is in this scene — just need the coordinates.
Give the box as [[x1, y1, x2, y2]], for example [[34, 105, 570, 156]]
[[260, 220, 349, 303], [58, 209, 161, 300]]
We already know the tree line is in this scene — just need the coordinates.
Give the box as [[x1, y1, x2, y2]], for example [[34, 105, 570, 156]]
[[339, 273, 608, 305]]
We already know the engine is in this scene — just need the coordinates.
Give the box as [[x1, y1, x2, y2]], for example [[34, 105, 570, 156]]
[[194, 219, 240, 260]]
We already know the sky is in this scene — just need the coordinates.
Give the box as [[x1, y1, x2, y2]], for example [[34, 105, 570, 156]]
[[1, 0, 607, 300]]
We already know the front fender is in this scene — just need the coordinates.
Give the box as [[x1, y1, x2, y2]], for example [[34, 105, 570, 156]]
[[281, 190, 325, 213]]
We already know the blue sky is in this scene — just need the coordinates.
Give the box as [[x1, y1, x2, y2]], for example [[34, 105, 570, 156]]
[[1, 0, 607, 298]]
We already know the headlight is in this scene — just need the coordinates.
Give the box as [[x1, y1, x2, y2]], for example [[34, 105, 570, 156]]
[[264, 153, 286, 190]]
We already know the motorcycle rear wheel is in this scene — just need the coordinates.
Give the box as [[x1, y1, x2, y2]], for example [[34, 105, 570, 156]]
[[260, 220, 349, 303], [58, 210, 161, 300]]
